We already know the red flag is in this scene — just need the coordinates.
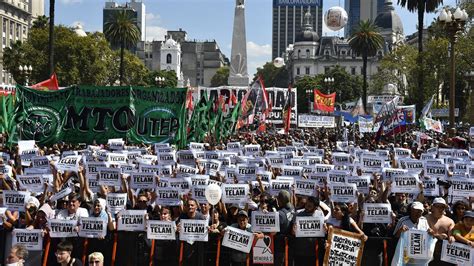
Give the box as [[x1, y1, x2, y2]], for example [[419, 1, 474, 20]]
[[30, 73, 59, 91], [282, 86, 292, 134], [313, 89, 335, 112], [230, 91, 237, 105], [185, 90, 194, 111]]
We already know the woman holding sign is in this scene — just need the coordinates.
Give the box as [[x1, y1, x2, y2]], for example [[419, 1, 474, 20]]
[[326, 203, 367, 241]]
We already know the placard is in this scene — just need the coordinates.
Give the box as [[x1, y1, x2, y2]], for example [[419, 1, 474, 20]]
[[295, 216, 325, 237], [147, 220, 176, 240], [424, 163, 448, 179], [360, 155, 383, 172], [407, 229, 430, 259], [79, 217, 107, 238], [391, 173, 420, 194], [394, 148, 411, 159], [269, 179, 294, 196], [168, 177, 191, 193], [12, 229, 43, 250], [117, 210, 146, 231], [362, 203, 392, 223], [130, 172, 156, 189], [192, 186, 208, 204], [251, 211, 280, 233], [323, 227, 365, 266], [31, 156, 50, 169], [2, 191, 30, 212], [281, 165, 303, 177], [177, 150, 196, 166], [106, 193, 127, 214], [346, 175, 370, 194], [329, 183, 357, 203], [422, 178, 439, 197], [48, 219, 78, 238], [440, 240, 473, 266], [332, 153, 351, 166], [222, 184, 249, 204], [179, 219, 209, 242], [222, 226, 254, 253], [253, 235, 274, 264], [294, 179, 318, 196], [56, 155, 81, 172], [298, 115, 335, 128], [155, 188, 181, 206], [327, 170, 349, 183], [17, 174, 44, 192], [98, 167, 122, 186], [448, 178, 474, 198]]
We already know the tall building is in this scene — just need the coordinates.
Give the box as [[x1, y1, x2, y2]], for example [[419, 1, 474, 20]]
[[103, 0, 146, 44], [272, 0, 323, 59], [345, 0, 385, 38], [0, 0, 44, 85]]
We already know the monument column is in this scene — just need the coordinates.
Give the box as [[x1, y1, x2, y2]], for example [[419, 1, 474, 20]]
[[228, 0, 250, 86]]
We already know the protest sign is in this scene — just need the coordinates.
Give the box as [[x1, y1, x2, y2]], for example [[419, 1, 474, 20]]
[[222, 226, 255, 253], [179, 219, 209, 242], [106, 193, 127, 214], [86, 161, 107, 176], [407, 229, 430, 259], [253, 235, 275, 264], [177, 150, 195, 166], [346, 175, 370, 194], [12, 229, 43, 250], [391, 173, 420, 194], [295, 216, 325, 237], [440, 240, 473, 266], [106, 153, 127, 165], [157, 152, 176, 165], [298, 115, 335, 128], [294, 179, 318, 196], [2, 191, 30, 212], [222, 184, 249, 204], [332, 153, 351, 166], [205, 159, 221, 176], [244, 144, 261, 156], [424, 163, 448, 179], [448, 178, 474, 198], [191, 186, 208, 204], [98, 167, 122, 186], [17, 175, 44, 193], [422, 178, 440, 197], [48, 219, 78, 238], [176, 164, 198, 176], [226, 142, 241, 153], [269, 179, 294, 196], [323, 227, 365, 266], [327, 170, 349, 183], [251, 211, 280, 233], [108, 138, 124, 150], [31, 156, 50, 169], [329, 183, 357, 203], [147, 220, 176, 240], [20, 148, 39, 167], [155, 188, 181, 206], [79, 217, 107, 238], [56, 155, 81, 172], [362, 203, 392, 223], [382, 168, 408, 180], [130, 172, 156, 189], [168, 177, 191, 193], [394, 148, 411, 159], [360, 155, 383, 172], [49, 187, 73, 202], [117, 210, 146, 231], [281, 165, 303, 177]]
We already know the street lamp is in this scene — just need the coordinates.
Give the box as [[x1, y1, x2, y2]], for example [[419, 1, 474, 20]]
[[438, 7, 469, 135], [305, 89, 313, 113], [18, 65, 32, 86], [324, 77, 334, 94], [155, 76, 165, 88]]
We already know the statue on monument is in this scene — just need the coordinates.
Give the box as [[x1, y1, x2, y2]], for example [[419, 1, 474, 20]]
[[228, 0, 249, 86], [236, 0, 245, 7]]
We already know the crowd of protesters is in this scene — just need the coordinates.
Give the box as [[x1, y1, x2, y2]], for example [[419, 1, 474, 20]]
[[0, 124, 473, 266]]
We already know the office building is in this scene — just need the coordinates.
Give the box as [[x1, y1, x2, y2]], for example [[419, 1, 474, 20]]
[[272, 0, 323, 59], [345, 0, 385, 38], [0, 0, 44, 85], [103, 0, 146, 46]]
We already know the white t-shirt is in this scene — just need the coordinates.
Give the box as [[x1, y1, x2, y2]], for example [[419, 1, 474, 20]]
[[55, 207, 89, 220], [393, 216, 429, 236]]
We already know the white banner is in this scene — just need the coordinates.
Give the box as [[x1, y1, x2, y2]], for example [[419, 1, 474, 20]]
[[363, 203, 392, 223], [222, 226, 254, 253], [79, 217, 107, 238], [179, 219, 209, 242], [298, 115, 335, 128], [12, 229, 43, 250], [407, 229, 430, 259], [295, 216, 325, 237], [440, 240, 473, 266], [251, 211, 280, 233], [329, 183, 357, 203], [2, 191, 30, 212], [106, 193, 127, 214], [147, 220, 176, 240], [117, 210, 146, 231], [48, 219, 78, 238]]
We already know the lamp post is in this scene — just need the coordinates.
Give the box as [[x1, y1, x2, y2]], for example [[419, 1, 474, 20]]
[[155, 76, 165, 88], [324, 77, 334, 94], [438, 7, 468, 136], [305, 89, 313, 113], [19, 65, 32, 86]]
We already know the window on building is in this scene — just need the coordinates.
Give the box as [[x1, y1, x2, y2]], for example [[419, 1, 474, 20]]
[[16, 24, 20, 39], [325, 50, 329, 56], [341, 50, 346, 55], [166, 54, 172, 64], [305, 67, 310, 75], [306, 49, 310, 58], [10, 22, 13, 36], [324, 67, 330, 73], [297, 49, 301, 58], [296, 67, 300, 75], [3, 19, 7, 33], [351, 67, 356, 75]]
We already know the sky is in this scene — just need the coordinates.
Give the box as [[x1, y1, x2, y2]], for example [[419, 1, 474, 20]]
[[50, 0, 459, 77]]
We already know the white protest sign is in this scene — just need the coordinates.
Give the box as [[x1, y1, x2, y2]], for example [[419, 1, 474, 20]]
[[244, 144, 261, 156], [192, 186, 208, 204], [394, 148, 411, 159], [139, 164, 160, 174], [448, 178, 474, 198], [329, 183, 357, 203], [294, 179, 318, 196], [106, 193, 127, 214], [424, 163, 448, 179], [382, 168, 408, 180], [222, 184, 249, 204], [108, 138, 124, 150], [20, 148, 39, 167], [18, 140, 35, 153], [12, 229, 43, 250], [177, 150, 196, 166], [222, 226, 254, 253], [130, 172, 156, 189], [157, 152, 176, 165], [179, 219, 209, 242], [281, 165, 303, 177], [147, 220, 176, 240], [332, 153, 351, 166], [49, 187, 73, 202], [117, 210, 146, 231], [86, 161, 107, 176], [347, 175, 370, 195], [324, 227, 365, 266], [189, 142, 205, 151], [226, 142, 241, 152], [407, 229, 430, 259], [17, 175, 44, 193], [295, 216, 325, 237], [440, 240, 473, 266], [391, 173, 420, 194], [106, 153, 127, 165], [176, 164, 198, 176], [363, 203, 392, 223], [155, 188, 181, 206], [31, 156, 50, 169], [314, 164, 334, 174], [168, 177, 191, 194], [189, 175, 209, 187], [56, 155, 81, 172], [269, 178, 294, 196], [2, 191, 30, 212], [78, 217, 107, 238], [48, 219, 78, 238], [251, 211, 280, 233], [327, 170, 349, 183], [360, 155, 383, 172], [98, 167, 122, 186]]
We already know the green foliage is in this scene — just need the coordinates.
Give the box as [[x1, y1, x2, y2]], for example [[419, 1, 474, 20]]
[[210, 66, 230, 87], [32, 15, 49, 29], [254, 62, 289, 88], [0, 95, 18, 147]]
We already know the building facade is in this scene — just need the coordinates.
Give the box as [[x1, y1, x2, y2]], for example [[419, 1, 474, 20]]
[[344, 0, 385, 38], [272, 0, 323, 59], [103, 0, 146, 45], [0, 0, 44, 85]]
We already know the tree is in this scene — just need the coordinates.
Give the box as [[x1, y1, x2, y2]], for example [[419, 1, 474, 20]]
[[348, 20, 384, 112], [103, 10, 141, 86], [32, 15, 48, 29], [48, 0, 55, 76], [254, 62, 289, 88], [144, 70, 178, 88], [398, 0, 444, 113], [294, 76, 320, 113], [210, 66, 229, 87]]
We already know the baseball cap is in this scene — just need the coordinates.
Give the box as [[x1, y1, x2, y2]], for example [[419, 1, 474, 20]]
[[411, 201, 424, 211], [432, 197, 447, 206], [463, 211, 474, 219], [237, 210, 248, 217]]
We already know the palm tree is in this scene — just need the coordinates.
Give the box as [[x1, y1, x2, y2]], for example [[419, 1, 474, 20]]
[[32, 15, 49, 29], [398, 0, 444, 112], [48, 0, 55, 76], [103, 10, 141, 86], [349, 20, 384, 112]]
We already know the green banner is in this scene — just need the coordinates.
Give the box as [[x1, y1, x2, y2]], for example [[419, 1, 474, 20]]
[[15, 85, 187, 145]]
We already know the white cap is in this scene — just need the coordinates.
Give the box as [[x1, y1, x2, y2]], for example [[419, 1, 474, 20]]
[[432, 197, 447, 206], [412, 201, 424, 211]]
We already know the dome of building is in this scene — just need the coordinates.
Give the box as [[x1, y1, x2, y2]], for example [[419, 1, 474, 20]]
[[374, 0, 404, 35], [73, 23, 87, 37], [164, 36, 178, 47], [295, 9, 319, 42]]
